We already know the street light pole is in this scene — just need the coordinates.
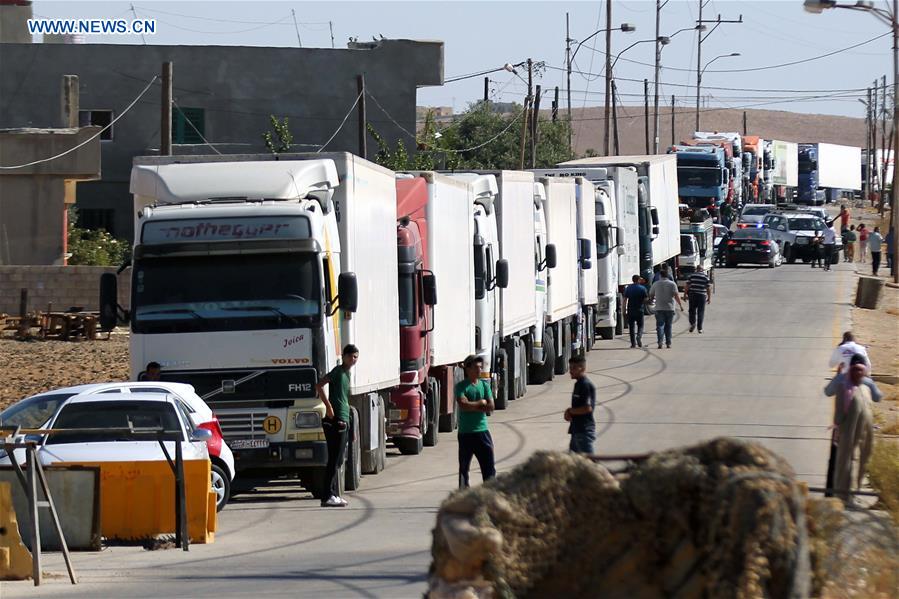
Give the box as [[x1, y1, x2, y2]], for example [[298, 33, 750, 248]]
[[566, 13, 572, 153], [695, 2, 743, 131], [804, 0, 899, 283], [696, 53, 741, 130], [654, 25, 702, 153]]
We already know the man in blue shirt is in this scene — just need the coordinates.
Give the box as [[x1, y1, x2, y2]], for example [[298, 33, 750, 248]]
[[623, 274, 648, 348], [564, 355, 596, 454]]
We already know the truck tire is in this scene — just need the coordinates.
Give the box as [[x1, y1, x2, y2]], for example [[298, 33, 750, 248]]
[[598, 326, 614, 340], [361, 394, 386, 475], [529, 328, 555, 385], [494, 348, 509, 410], [554, 323, 571, 375], [615, 297, 624, 335], [585, 309, 594, 352], [438, 411, 455, 433], [503, 339, 519, 404], [517, 340, 528, 397], [424, 380, 439, 447], [345, 407, 362, 491]]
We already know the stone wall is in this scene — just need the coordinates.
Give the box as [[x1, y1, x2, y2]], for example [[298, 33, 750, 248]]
[[0, 266, 130, 315]]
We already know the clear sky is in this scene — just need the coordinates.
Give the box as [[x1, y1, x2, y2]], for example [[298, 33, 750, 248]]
[[32, 1, 893, 118]]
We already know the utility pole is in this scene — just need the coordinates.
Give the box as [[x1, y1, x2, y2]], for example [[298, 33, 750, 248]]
[[603, 0, 613, 155], [612, 79, 620, 155], [873, 78, 879, 202], [880, 75, 888, 217], [60, 75, 79, 128], [357, 74, 367, 159], [671, 94, 676, 147], [552, 86, 559, 122], [652, 0, 666, 153], [519, 96, 530, 170], [866, 87, 872, 207], [742, 111, 747, 135], [484, 77, 489, 105], [644, 79, 650, 154], [161, 61, 172, 156], [695, 3, 742, 131], [566, 12, 573, 151], [531, 85, 542, 168], [523, 58, 533, 168], [329, 21, 335, 48]]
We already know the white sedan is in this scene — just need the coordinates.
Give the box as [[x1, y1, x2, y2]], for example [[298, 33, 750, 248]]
[[0, 382, 234, 511]]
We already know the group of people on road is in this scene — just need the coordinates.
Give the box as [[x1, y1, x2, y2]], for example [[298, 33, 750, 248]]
[[623, 264, 711, 350], [829, 205, 892, 277], [823, 331, 882, 503]]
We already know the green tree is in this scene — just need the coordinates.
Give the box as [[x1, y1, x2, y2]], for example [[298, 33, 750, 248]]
[[66, 208, 131, 266], [262, 115, 294, 154]]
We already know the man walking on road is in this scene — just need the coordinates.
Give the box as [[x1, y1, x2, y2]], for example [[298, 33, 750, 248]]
[[315, 344, 358, 507], [455, 354, 496, 489], [685, 265, 712, 334], [564, 355, 596, 454], [829, 331, 872, 373], [868, 226, 884, 276], [624, 274, 648, 348], [648, 270, 684, 349]]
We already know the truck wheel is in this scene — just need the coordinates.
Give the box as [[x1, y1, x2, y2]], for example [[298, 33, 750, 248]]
[[585, 310, 594, 352], [494, 348, 509, 410], [598, 326, 614, 340], [377, 397, 387, 471], [361, 394, 386, 475], [554, 323, 571, 375], [517, 340, 528, 397], [614, 298, 624, 336], [529, 328, 555, 384], [345, 407, 362, 491], [438, 412, 454, 433], [424, 380, 439, 447]]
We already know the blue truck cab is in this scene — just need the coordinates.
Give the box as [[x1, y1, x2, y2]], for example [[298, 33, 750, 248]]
[[668, 145, 728, 213], [798, 143, 819, 205]]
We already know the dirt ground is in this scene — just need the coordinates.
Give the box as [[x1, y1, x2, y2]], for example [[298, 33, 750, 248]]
[[0, 334, 129, 410]]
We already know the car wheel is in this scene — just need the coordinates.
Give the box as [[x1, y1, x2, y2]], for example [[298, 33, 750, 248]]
[[211, 463, 231, 512], [785, 244, 797, 264]]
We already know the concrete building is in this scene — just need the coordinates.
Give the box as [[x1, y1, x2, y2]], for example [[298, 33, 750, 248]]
[[0, 39, 444, 241], [0, 126, 101, 265]]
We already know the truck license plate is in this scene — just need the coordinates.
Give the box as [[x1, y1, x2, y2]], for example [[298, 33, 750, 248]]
[[229, 438, 270, 450]]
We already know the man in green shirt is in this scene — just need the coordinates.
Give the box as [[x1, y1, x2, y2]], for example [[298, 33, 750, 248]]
[[454, 354, 496, 489], [315, 344, 358, 507]]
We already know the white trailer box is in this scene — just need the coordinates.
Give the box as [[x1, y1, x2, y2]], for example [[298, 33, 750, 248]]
[[771, 141, 798, 187], [574, 177, 598, 306], [491, 171, 538, 338], [539, 177, 579, 323], [816, 143, 862, 190], [559, 155, 680, 265], [326, 153, 401, 395], [414, 172, 476, 365]]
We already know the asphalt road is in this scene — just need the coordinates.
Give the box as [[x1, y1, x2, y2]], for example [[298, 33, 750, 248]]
[[5, 259, 853, 598]]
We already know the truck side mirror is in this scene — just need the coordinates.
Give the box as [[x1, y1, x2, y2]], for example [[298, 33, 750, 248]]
[[650, 207, 659, 226], [494, 259, 509, 289], [99, 272, 119, 331], [616, 226, 625, 245], [652, 226, 660, 236], [543, 244, 558, 270], [422, 272, 437, 306], [617, 245, 625, 256], [337, 272, 358, 313]]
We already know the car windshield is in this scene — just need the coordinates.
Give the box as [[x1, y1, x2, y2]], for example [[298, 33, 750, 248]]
[[47, 400, 182, 444], [677, 167, 721, 187], [742, 207, 771, 216], [788, 217, 822, 231], [733, 229, 768, 240], [132, 253, 321, 334], [0, 393, 77, 429]]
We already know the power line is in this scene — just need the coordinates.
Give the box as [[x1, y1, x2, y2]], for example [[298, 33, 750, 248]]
[[0, 76, 159, 170], [444, 66, 508, 83], [132, 5, 330, 27], [316, 89, 363, 153], [172, 99, 222, 155], [365, 90, 417, 141], [444, 106, 526, 153], [146, 14, 294, 35], [574, 31, 890, 73]]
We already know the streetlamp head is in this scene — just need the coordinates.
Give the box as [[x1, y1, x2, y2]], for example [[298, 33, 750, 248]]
[[620, 23, 636, 32], [729, 52, 741, 57], [696, 25, 708, 32], [803, 0, 837, 14], [658, 36, 671, 45], [503, 63, 517, 74]]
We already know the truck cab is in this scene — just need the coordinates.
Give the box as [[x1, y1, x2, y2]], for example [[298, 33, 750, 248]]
[[669, 145, 729, 213], [798, 144, 820, 205]]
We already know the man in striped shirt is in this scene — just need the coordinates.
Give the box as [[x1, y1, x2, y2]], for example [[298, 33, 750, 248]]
[[684, 265, 711, 334]]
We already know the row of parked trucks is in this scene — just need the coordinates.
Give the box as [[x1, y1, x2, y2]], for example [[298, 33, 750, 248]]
[[669, 132, 862, 210], [98, 152, 683, 494]]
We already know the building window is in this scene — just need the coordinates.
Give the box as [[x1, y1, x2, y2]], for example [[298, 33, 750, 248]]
[[79, 110, 114, 141], [172, 107, 205, 144], [78, 208, 116, 235]]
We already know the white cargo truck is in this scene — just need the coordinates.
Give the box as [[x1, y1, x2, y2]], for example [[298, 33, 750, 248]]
[[536, 176, 580, 376], [770, 140, 799, 202], [103, 153, 398, 496], [815, 143, 862, 191]]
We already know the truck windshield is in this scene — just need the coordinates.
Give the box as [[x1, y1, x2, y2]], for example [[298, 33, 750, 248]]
[[595, 224, 611, 259], [132, 253, 321, 334], [680, 236, 695, 255], [678, 168, 721, 187], [799, 160, 814, 174], [398, 273, 416, 327]]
